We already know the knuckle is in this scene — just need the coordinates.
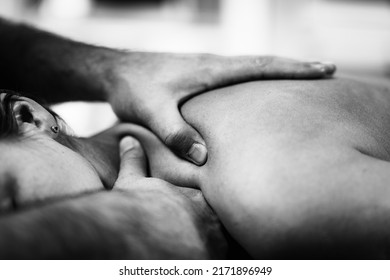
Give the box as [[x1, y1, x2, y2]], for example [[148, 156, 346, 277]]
[[163, 128, 184, 146], [164, 128, 194, 155]]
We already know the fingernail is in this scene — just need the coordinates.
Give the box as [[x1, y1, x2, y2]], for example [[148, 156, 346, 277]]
[[312, 63, 326, 73], [321, 61, 336, 74], [187, 143, 207, 165], [313, 61, 336, 74]]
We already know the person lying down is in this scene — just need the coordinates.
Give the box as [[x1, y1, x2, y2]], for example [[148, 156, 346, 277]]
[[1, 75, 390, 259], [0, 90, 228, 259]]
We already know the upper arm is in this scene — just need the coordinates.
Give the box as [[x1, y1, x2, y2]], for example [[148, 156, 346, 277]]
[[0, 187, 226, 259]]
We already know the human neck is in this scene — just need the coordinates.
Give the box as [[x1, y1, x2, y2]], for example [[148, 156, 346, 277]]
[[59, 132, 121, 189]]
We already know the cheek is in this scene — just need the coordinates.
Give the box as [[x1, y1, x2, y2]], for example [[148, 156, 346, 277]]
[[15, 145, 104, 206]]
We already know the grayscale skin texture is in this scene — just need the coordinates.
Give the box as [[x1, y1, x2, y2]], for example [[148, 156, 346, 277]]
[[2, 77, 390, 259], [129, 77, 390, 259], [0, 94, 226, 259]]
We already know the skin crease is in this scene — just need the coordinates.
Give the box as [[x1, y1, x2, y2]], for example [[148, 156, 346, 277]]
[[121, 77, 390, 259]]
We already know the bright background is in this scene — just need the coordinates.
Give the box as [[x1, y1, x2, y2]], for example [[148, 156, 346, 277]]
[[1, 0, 390, 136]]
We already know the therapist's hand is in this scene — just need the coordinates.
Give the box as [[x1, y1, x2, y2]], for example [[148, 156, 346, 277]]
[[0, 19, 335, 165], [106, 52, 336, 165]]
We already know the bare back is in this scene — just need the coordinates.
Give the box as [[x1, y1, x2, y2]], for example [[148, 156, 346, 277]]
[[178, 78, 390, 258]]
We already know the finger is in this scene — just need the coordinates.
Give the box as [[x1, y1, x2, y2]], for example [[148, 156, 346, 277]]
[[117, 136, 147, 183], [248, 56, 336, 78], [145, 102, 207, 166], [202, 55, 336, 89], [270, 57, 336, 77], [247, 56, 336, 78], [114, 123, 200, 187]]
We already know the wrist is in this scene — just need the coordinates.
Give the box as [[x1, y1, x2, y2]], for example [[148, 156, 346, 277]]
[[67, 44, 123, 102], [100, 49, 140, 108], [23, 33, 126, 103]]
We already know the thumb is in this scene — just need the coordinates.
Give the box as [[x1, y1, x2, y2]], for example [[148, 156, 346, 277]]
[[146, 103, 208, 166], [116, 136, 147, 188]]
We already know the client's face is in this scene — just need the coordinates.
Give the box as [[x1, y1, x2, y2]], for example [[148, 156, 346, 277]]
[[0, 92, 120, 211]]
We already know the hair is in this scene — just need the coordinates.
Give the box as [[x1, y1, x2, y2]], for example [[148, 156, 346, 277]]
[[0, 89, 61, 138]]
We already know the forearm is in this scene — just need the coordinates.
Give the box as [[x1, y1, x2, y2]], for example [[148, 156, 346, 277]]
[[0, 192, 122, 259], [0, 18, 118, 103]]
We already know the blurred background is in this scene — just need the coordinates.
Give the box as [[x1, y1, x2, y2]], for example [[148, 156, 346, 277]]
[[1, 0, 390, 136]]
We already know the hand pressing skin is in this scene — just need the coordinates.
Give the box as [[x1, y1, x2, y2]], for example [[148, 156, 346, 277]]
[[106, 52, 336, 165], [0, 18, 336, 165]]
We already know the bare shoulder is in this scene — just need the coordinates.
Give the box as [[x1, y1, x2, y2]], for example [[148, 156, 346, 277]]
[[181, 76, 390, 258]]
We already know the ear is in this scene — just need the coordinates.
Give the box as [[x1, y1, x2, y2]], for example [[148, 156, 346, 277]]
[[12, 99, 57, 137]]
